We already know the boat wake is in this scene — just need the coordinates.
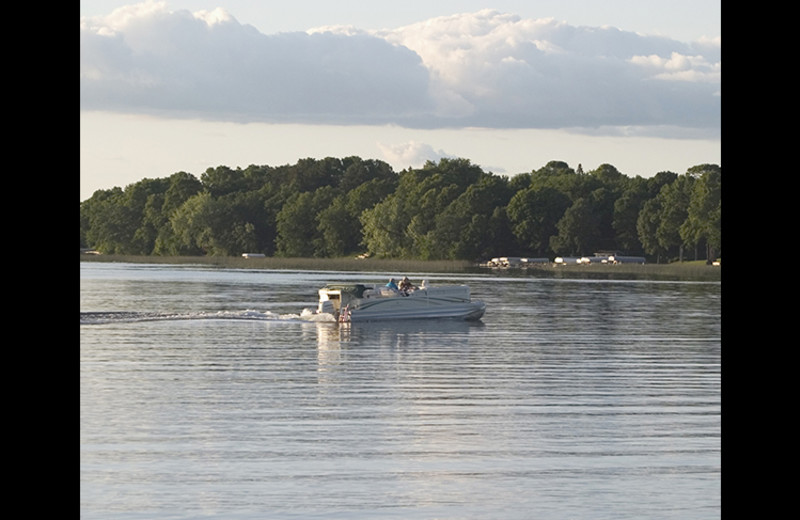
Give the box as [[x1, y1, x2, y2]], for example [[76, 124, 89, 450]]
[[80, 308, 337, 325]]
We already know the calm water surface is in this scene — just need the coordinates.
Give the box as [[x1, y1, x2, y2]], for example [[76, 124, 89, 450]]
[[80, 262, 721, 519]]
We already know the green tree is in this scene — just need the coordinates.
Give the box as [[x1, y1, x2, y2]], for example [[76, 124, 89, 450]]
[[346, 177, 398, 217], [316, 176, 398, 257], [208, 191, 273, 255], [629, 170, 679, 261], [612, 176, 650, 254], [80, 178, 171, 254], [636, 173, 695, 262], [275, 186, 337, 257], [80, 157, 721, 264], [201, 166, 248, 197], [427, 173, 514, 259], [507, 186, 571, 256], [152, 172, 203, 254], [284, 157, 344, 193], [507, 171, 532, 192], [637, 197, 667, 262], [532, 160, 575, 179], [529, 160, 607, 207], [163, 172, 203, 213], [339, 157, 397, 193], [360, 159, 483, 258], [136, 191, 166, 253], [360, 188, 412, 258], [81, 187, 128, 253], [681, 164, 721, 261], [648, 171, 679, 194], [486, 206, 520, 257], [122, 178, 169, 254], [655, 175, 695, 261], [168, 192, 213, 255], [316, 196, 354, 257], [550, 191, 612, 256], [590, 163, 625, 185]]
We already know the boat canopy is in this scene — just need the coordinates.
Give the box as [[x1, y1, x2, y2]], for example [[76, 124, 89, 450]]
[[321, 284, 370, 298]]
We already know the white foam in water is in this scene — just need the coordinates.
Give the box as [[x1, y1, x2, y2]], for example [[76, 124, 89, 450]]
[[81, 308, 337, 324], [300, 308, 337, 322]]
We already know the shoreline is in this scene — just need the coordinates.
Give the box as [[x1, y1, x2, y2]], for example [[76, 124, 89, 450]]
[[80, 254, 721, 282]]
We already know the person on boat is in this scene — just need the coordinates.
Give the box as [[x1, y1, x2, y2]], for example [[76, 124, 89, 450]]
[[385, 278, 399, 292], [398, 276, 415, 295]]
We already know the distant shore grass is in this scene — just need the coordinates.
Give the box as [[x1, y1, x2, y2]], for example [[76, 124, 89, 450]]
[[81, 254, 721, 282]]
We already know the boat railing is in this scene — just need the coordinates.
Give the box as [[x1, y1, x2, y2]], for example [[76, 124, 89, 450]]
[[343, 284, 472, 301]]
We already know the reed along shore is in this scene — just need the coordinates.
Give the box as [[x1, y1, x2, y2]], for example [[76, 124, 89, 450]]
[[81, 254, 721, 282]]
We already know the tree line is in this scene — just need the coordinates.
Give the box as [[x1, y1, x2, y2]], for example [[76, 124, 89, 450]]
[[80, 157, 721, 263]]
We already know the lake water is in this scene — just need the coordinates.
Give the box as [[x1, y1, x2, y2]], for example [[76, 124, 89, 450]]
[[80, 262, 721, 519]]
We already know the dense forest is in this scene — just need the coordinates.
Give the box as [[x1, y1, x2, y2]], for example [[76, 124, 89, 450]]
[[80, 157, 721, 263]]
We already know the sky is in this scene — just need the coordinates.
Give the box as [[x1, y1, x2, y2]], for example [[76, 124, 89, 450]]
[[80, 1, 721, 201]]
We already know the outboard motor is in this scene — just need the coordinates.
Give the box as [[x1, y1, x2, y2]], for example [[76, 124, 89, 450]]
[[318, 300, 335, 315]]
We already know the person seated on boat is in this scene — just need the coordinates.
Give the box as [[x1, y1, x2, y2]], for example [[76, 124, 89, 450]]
[[398, 276, 415, 295], [385, 278, 399, 293]]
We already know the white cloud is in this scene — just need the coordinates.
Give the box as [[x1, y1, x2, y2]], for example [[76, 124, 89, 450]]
[[377, 9, 720, 131], [377, 140, 452, 169], [80, 1, 432, 124], [80, 3, 720, 136], [193, 7, 235, 26], [629, 51, 720, 82]]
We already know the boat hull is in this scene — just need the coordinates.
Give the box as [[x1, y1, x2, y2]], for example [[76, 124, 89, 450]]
[[346, 300, 486, 322], [318, 284, 486, 323]]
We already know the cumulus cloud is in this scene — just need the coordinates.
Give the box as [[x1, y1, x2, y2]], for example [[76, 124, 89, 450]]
[[377, 140, 453, 169], [80, 2, 720, 135], [376, 9, 720, 130], [80, 1, 432, 124]]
